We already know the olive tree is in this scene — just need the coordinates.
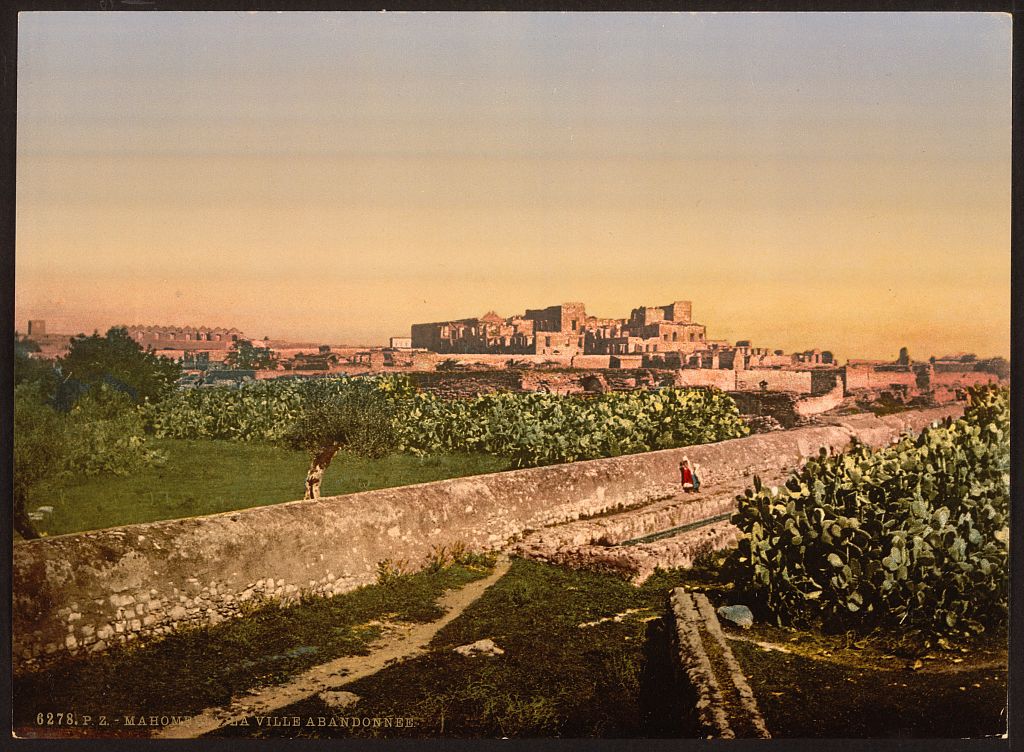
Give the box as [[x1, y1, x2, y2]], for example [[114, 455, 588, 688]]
[[283, 380, 401, 500]]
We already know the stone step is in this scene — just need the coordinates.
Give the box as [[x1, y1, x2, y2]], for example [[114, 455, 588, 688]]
[[510, 469, 790, 574], [515, 519, 741, 584]]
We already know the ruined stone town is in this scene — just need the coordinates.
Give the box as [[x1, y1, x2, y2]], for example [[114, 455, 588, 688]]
[[22, 298, 1004, 421]]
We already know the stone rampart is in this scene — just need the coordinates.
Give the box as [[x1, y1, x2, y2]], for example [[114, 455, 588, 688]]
[[845, 365, 919, 392], [12, 406, 960, 674], [930, 371, 999, 389], [676, 369, 737, 390], [735, 369, 813, 394]]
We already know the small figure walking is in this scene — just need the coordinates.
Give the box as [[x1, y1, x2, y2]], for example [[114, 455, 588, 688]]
[[679, 457, 701, 493]]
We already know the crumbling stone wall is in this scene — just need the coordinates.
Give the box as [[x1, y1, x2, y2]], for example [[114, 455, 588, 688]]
[[735, 369, 813, 394], [793, 381, 846, 419], [845, 364, 918, 392], [727, 391, 801, 429], [930, 371, 999, 389], [11, 406, 960, 674], [406, 371, 525, 398], [676, 369, 737, 390], [570, 354, 613, 369], [405, 369, 681, 399], [810, 369, 840, 395]]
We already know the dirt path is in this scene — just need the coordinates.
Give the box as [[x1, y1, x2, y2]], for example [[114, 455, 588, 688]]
[[155, 557, 512, 739]]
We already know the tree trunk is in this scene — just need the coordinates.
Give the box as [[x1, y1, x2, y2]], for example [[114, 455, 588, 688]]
[[13, 490, 40, 540], [304, 445, 340, 500]]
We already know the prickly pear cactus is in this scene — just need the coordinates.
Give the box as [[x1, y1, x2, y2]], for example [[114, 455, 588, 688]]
[[728, 386, 1009, 636]]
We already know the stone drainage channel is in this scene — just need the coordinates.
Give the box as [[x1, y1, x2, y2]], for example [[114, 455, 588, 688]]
[[669, 589, 771, 739], [510, 470, 791, 584]]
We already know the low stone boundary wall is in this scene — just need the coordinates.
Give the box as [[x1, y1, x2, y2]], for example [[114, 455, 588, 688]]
[[12, 405, 960, 674], [669, 589, 771, 739], [794, 381, 846, 419]]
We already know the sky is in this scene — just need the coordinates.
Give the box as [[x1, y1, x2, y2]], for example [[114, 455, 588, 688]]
[[15, 11, 1011, 361]]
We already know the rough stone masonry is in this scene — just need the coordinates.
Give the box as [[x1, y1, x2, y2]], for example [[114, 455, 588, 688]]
[[12, 406, 960, 675]]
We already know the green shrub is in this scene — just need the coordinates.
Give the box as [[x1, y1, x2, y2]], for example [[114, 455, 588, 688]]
[[14, 381, 165, 538], [727, 386, 1009, 636], [141, 375, 414, 443], [396, 386, 748, 467], [143, 377, 748, 468], [62, 384, 166, 476]]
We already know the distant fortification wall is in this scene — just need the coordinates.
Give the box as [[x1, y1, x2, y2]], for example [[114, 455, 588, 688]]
[[676, 369, 737, 390], [735, 368, 813, 394], [12, 406, 960, 674]]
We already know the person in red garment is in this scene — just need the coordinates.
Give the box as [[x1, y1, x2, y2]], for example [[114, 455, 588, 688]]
[[679, 457, 701, 493]]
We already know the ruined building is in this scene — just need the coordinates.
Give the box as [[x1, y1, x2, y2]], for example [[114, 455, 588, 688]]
[[412, 300, 710, 357], [124, 325, 245, 351]]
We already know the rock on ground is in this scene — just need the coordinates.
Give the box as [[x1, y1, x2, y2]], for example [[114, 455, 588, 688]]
[[453, 638, 505, 657], [717, 605, 754, 629], [318, 690, 360, 710]]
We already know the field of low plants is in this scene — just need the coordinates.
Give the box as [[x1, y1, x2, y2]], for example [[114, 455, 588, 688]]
[[141, 376, 749, 468], [727, 386, 1009, 637]]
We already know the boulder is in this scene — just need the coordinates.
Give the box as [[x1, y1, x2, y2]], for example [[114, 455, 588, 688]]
[[716, 604, 754, 629]]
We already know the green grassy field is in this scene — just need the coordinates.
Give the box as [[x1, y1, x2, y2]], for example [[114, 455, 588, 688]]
[[209, 557, 1008, 740], [212, 558, 695, 739], [24, 439, 512, 537]]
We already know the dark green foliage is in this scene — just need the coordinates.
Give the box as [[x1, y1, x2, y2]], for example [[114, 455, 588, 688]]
[[14, 334, 58, 396], [142, 375, 414, 442], [397, 387, 749, 467], [281, 378, 401, 460], [14, 381, 165, 538], [60, 384, 166, 477], [13, 383, 67, 538], [224, 339, 277, 370], [727, 386, 1009, 636], [59, 327, 181, 404], [144, 377, 748, 468]]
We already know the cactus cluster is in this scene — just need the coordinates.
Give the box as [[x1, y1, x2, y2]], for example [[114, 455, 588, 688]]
[[142, 376, 749, 468], [395, 387, 748, 467], [728, 387, 1009, 636]]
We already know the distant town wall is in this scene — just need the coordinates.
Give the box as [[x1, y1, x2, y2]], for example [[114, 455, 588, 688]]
[[438, 353, 574, 368], [735, 368, 813, 394], [12, 406, 961, 674], [845, 365, 918, 392], [930, 371, 999, 389], [675, 369, 737, 390], [570, 354, 614, 369]]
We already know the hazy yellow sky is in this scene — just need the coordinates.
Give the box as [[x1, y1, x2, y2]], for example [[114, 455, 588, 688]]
[[16, 12, 1011, 360]]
